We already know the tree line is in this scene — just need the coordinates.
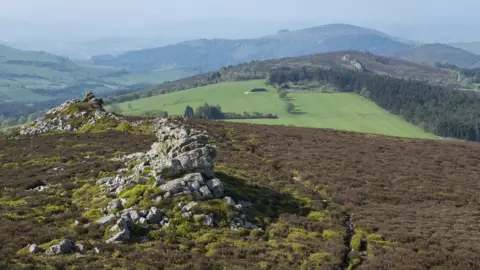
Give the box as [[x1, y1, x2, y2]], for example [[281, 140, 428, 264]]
[[183, 104, 278, 120], [268, 66, 480, 141]]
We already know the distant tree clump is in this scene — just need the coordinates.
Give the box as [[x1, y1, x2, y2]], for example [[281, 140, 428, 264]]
[[194, 103, 224, 119], [285, 102, 295, 113], [183, 106, 195, 119]]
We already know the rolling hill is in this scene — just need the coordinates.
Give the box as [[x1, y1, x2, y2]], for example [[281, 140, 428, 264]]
[[0, 44, 190, 102], [389, 43, 480, 68], [451, 41, 480, 55], [91, 24, 412, 72], [107, 80, 436, 139], [107, 51, 457, 104]]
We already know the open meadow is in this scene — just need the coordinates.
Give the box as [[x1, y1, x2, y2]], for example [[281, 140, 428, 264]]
[[109, 80, 437, 139]]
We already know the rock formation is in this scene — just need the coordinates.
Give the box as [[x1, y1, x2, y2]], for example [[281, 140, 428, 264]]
[[91, 117, 257, 244], [20, 92, 121, 135], [19, 95, 259, 253], [342, 54, 365, 72]]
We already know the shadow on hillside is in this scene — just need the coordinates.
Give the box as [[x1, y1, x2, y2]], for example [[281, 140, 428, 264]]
[[216, 171, 309, 222], [289, 110, 307, 115]]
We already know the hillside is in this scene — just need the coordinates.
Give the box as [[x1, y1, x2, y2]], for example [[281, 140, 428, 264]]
[[108, 80, 436, 140], [0, 101, 479, 269], [91, 24, 412, 72], [107, 51, 457, 105], [451, 41, 480, 55], [107, 53, 480, 143], [0, 44, 122, 102], [389, 43, 480, 68], [0, 44, 189, 103]]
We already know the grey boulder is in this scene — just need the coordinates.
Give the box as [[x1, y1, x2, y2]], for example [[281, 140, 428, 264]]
[[206, 178, 224, 198]]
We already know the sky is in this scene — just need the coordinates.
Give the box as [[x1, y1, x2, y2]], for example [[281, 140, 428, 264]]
[[0, 0, 479, 52], [0, 0, 476, 25]]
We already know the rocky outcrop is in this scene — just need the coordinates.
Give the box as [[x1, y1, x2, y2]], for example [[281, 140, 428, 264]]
[[342, 54, 365, 72], [24, 117, 258, 250], [89, 118, 259, 244], [20, 92, 122, 136], [145, 118, 216, 179]]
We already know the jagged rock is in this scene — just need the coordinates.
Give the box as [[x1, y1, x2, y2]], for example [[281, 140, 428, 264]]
[[75, 244, 84, 252], [223, 196, 236, 206], [139, 210, 148, 217], [178, 202, 186, 208], [188, 180, 202, 192], [107, 199, 123, 211], [109, 224, 119, 232], [159, 217, 169, 227], [153, 196, 163, 203], [138, 217, 146, 224], [95, 214, 117, 225], [28, 244, 42, 254], [159, 173, 207, 196], [122, 209, 140, 222], [94, 247, 100, 254], [20, 92, 121, 136], [106, 229, 131, 243], [163, 191, 172, 199], [117, 216, 135, 231], [202, 214, 215, 227], [181, 212, 193, 219], [182, 201, 198, 212], [199, 186, 213, 199], [47, 239, 76, 255], [183, 173, 204, 183], [146, 207, 164, 224], [145, 120, 216, 179], [159, 179, 185, 194], [206, 178, 224, 198], [30, 185, 50, 192]]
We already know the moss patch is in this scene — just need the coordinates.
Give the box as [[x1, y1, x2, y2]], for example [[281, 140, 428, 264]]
[[118, 184, 163, 209], [79, 118, 118, 133], [322, 229, 344, 240]]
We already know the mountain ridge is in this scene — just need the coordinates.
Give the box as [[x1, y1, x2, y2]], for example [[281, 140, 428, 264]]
[[91, 23, 412, 72], [389, 43, 480, 68]]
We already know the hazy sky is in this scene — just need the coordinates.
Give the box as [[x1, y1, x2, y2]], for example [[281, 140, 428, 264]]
[[1, 0, 479, 45], [1, 0, 476, 25]]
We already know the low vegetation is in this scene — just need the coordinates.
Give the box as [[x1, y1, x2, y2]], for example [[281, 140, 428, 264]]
[[1, 116, 480, 269]]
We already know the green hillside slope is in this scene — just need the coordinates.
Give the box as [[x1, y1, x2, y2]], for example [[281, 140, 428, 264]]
[[0, 45, 191, 102], [107, 80, 436, 139]]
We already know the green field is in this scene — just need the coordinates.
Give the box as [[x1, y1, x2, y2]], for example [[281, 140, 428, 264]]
[[109, 80, 437, 139]]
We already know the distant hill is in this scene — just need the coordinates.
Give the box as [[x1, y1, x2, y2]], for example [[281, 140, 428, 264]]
[[106, 50, 457, 105], [91, 24, 412, 72], [0, 44, 160, 102], [451, 41, 480, 55], [388, 43, 480, 68]]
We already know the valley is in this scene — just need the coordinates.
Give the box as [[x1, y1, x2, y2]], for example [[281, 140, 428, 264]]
[[109, 80, 436, 139]]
